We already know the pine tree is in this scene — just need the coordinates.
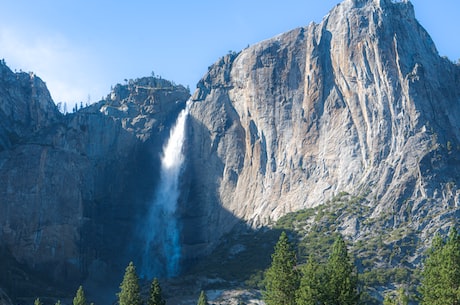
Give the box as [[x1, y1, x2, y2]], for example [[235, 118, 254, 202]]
[[324, 235, 358, 305], [34, 298, 43, 305], [118, 261, 142, 305], [197, 290, 208, 305], [420, 228, 460, 305], [263, 231, 300, 305], [295, 255, 324, 305], [73, 286, 88, 305], [148, 278, 166, 305]]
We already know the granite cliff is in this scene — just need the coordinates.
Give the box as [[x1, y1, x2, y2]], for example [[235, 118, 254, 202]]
[[186, 0, 460, 254], [0, 64, 190, 298]]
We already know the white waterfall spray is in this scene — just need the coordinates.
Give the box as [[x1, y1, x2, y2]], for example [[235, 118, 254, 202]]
[[141, 102, 190, 278]]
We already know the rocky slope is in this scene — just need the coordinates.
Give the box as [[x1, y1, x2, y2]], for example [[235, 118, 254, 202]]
[[185, 0, 460, 254], [0, 64, 190, 298]]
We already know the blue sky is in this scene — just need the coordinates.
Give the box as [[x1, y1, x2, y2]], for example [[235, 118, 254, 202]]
[[0, 1, 458, 105]]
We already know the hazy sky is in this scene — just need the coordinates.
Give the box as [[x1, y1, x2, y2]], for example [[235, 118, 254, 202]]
[[0, 1, 458, 105]]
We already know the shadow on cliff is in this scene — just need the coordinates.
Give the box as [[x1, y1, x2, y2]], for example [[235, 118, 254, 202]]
[[86, 105, 286, 301], [79, 104, 188, 304], [174, 114, 286, 285], [182, 222, 286, 287]]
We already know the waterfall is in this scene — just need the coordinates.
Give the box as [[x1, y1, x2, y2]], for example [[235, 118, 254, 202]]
[[141, 102, 190, 278]]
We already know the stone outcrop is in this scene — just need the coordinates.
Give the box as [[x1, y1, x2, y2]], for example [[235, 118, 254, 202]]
[[186, 0, 460, 252], [0, 62, 61, 151]]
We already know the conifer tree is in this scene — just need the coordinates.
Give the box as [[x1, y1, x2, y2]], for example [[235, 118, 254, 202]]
[[420, 228, 460, 305], [263, 231, 300, 305], [34, 298, 43, 305], [295, 255, 324, 305], [118, 261, 142, 305], [148, 278, 166, 305], [197, 290, 209, 305], [324, 235, 358, 305], [73, 286, 88, 305]]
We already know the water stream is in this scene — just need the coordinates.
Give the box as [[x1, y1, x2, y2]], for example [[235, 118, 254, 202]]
[[141, 102, 190, 278]]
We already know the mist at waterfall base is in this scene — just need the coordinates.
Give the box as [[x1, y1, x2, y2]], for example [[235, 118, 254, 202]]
[[140, 102, 190, 279]]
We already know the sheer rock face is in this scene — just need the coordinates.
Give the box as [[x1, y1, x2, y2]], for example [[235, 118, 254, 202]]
[[186, 0, 460, 249], [0, 68, 190, 291], [0, 62, 61, 151]]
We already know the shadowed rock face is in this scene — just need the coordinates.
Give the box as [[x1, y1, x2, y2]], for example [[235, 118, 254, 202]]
[[0, 63, 61, 151], [186, 0, 460, 253], [0, 66, 190, 294]]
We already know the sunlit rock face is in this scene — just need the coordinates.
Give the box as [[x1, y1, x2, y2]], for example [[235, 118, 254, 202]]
[[186, 0, 460, 253]]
